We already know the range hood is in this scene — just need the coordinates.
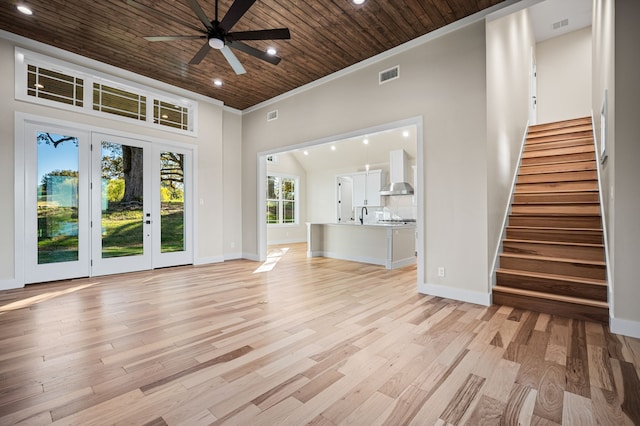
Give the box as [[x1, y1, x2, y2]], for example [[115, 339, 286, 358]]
[[380, 149, 414, 195]]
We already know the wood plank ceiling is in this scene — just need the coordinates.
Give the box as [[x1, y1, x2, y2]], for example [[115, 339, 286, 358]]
[[0, 0, 506, 110]]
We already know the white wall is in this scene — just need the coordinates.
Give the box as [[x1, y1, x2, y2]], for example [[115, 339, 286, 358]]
[[266, 152, 308, 244], [486, 8, 537, 274], [0, 34, 241, 287], [611, 0, 640, 334], [536, 27, 593, 123], [223, 109, 243, 259], [242, 21, 490, 303]]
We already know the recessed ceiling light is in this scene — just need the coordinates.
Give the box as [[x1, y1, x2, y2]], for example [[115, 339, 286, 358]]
[[17, 5, 33, 15], [352, 0, 365, 5], [266, 47, 277, 56], [303, 150, 309, 156], [213, 79, 223, 87], [402, 130, 409, 138], [363, 138, 369, 144], [331, 145, 336, 151]]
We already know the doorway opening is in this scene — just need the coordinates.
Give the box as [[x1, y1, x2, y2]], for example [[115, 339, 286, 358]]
[[256, 116, 424, 286]]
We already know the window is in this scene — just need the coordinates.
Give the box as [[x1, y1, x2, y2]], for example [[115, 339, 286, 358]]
[[27, 65, 84, 107], [266, 175, 298, 225], [16, 48, 197, 135], [93, 83, 147, 121]]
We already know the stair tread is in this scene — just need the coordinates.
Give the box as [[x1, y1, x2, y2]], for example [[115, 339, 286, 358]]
[[507, 226, 603, 233], [500, 252, 605, 266], [512, 201, 600, 204], [529, 117, 592, 131], [493, 285, 609, 308], [503, 238, 604, 248], [496, 268, 607, 286]]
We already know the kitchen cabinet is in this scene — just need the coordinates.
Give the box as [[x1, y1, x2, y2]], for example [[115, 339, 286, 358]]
[[352, 170, 382, 207]]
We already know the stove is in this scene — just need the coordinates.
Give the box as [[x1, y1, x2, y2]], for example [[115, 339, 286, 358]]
[[377, 218, 416, 225]]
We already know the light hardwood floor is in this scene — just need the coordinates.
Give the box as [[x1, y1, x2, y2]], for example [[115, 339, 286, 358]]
[[1, 243, 639, 425]]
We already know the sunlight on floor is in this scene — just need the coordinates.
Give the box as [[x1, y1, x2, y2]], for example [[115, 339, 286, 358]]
[[0, 283, 95, 315], [253, 247, 289, 273]]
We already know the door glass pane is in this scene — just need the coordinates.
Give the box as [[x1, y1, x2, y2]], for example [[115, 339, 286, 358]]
[[101, 142, 144, 258], [37, 132, 79, 264], [160, 151, 185, 253]]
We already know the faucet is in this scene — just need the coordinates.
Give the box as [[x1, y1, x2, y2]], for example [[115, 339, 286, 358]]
[[359, 206, 368, 225]]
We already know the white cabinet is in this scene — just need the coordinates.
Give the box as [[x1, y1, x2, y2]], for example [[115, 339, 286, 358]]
[[352, 170, 382, 207]]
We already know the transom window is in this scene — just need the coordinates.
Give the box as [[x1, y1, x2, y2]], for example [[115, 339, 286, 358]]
[[266, 175, 298, 225], [16, 48, 196, 135], [28, 64, 84, 107]]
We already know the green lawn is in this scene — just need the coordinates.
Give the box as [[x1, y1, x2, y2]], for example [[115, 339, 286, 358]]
[[38, 204, 185, 263]]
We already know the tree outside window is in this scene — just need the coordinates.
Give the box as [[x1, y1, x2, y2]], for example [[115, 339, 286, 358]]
[[267, 175, 297, 224]]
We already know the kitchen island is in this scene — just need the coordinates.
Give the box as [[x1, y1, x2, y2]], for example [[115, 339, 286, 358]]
[[306, 222, 416, 269]]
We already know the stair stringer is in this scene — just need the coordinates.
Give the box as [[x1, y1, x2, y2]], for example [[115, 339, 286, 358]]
[[590, 109, 612, 317], [489, 121, 530, 292]]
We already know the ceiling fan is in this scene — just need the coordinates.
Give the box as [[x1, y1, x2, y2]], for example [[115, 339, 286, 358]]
[[127, 0, 291, 75]]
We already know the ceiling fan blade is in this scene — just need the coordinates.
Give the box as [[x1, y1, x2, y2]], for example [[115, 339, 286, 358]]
[[227, 40, 281, 65], [185, 0, 214, 31], [144, 35, 206, 42], [126, 0, 205, 34], [228, 28, 291, 41], [220, 46, 247, 75], [219, 0, 257, 32], [189, 41, 212, 65]]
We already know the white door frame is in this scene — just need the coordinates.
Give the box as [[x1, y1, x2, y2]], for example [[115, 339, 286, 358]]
[[90, 133, 153, 276], [529, 48, 537, 125], [14, 112, 196, 286], [256, 116, 425, 287], [22, 121, 91, 284]]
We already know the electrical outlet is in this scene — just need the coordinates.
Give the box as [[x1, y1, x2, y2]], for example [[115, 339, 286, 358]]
[[438, 267, 445, 277]]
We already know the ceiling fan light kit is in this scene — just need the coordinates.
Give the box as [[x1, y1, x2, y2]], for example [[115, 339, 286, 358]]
[[128, 0, 291, 74]]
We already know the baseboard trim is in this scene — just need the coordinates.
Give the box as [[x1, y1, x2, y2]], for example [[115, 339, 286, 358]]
[[242, 252, 260, 262], [0, 279, 22, 291], [193, 256, 225, 266], [419, 282, 491, 306], [267, 238, 306, 245], [610, 317, 640, 339], [223, 252, 243, 261]]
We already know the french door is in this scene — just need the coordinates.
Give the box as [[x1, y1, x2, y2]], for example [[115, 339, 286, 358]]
[[24, 123, 193, 284]]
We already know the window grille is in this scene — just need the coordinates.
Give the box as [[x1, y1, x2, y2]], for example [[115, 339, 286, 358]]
[[93, 83, 147, 121], [27, 65, 84, 107]]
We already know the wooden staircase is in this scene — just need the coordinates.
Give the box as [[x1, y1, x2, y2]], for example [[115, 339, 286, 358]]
[[492, 117, 609, 323]]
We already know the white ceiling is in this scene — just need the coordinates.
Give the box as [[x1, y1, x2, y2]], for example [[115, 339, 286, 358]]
[[288, 125, 418, 173], [529, 0, 592, 42]]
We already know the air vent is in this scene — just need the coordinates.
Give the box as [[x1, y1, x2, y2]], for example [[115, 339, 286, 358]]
[[552, 19, 569, 30], [267, 109, 278, 121], [379, 66, 400, 85]]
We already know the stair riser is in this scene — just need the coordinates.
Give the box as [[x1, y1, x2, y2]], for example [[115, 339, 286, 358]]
[[529, 123, 591, 136], [509, 215, 602, 229], [521, 152, 595, 165], [496, 272, 607, 301], [523, 145, 594, 159], [500, 255, 605, 280], [506, 228, 604, 244], [513, 192, 599, 203], [519, 161, 596, 175], [516, 181, 598, 193], [526, 131, 594, 145], [492, 291, 608, 323], [517, 170, 597, 184], [503, 241, 605, 262], [511, 204, 601, 215], [524, 139, 594, 152], [529, 117, 592, 132]]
